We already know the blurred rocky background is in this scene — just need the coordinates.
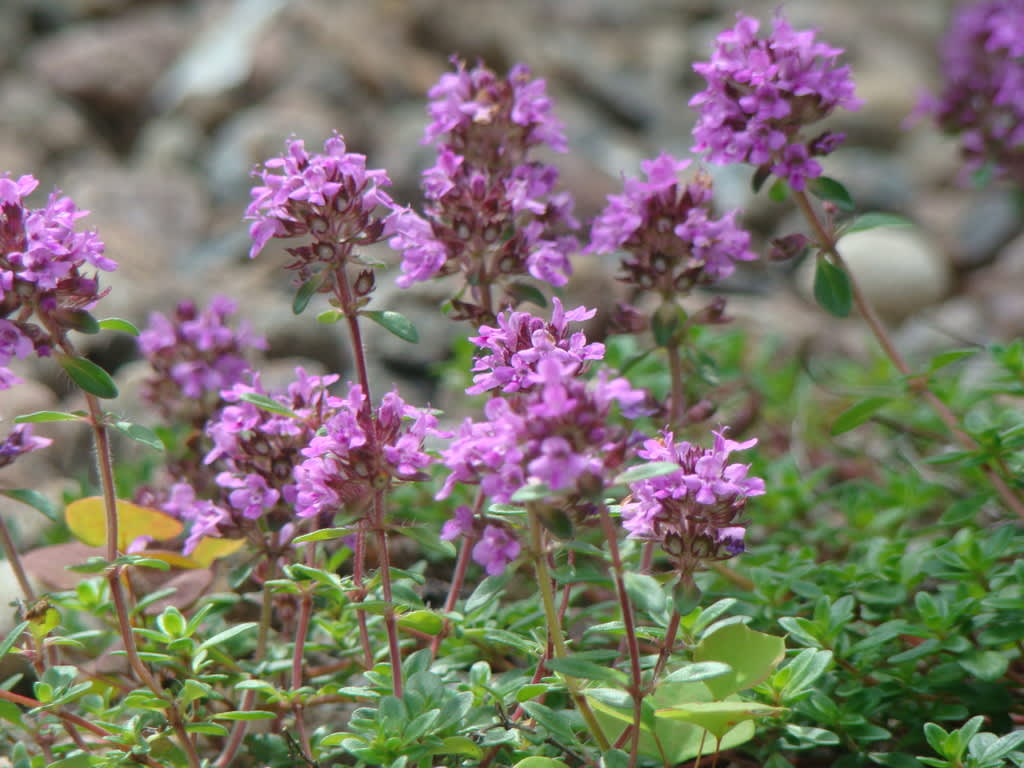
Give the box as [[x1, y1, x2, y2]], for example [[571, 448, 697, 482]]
[[2, 0, 1022, 549]]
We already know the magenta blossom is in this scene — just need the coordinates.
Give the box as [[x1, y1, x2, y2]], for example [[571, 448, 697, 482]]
[[621, 429, 764, 570], [588, 153, 756, 292], [690, 12, 862, 190]]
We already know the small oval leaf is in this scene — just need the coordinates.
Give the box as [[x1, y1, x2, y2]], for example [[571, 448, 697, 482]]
[[842, 212, 913, 235], [237, 392, 298, 418], [14, 411, 84, 423], [293, 273, 324, 315], [98, 317, 140, 336], [831, 397, 892, 436], [813, 259, 853, 318], [363, 310, 419, 343], [807, 176, 855, 212], [58, 355, 118, 399], [113, 421, 166, 451]]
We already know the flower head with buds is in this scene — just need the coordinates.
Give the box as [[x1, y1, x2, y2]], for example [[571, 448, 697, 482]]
[[293, 384, 445, 519], [0, 174, 115, 388], [588, 153, 756, 293], [622, 429, 764, 572], [139, 295, 266, 426], [247, 134, 395, 290], [389, 59, 579, 320], [923, 0, 1024, 183], [439, 305, 646, 508], [164, 368, 339, 551], [690, 12, 862, 189]]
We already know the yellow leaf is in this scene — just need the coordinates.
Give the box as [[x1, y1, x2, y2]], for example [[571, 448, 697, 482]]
[[65, 497, 183, 551], [189, 537, 246, 567]]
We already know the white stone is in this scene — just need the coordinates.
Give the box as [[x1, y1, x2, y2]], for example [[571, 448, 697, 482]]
[[798, 226, 952, 322]]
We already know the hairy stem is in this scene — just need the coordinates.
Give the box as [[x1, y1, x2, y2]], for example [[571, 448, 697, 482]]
[[373, 489, 403, 697]]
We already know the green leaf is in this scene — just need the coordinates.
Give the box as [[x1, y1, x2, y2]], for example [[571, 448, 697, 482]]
[[768, 178, 790, 203], [868, 752, 925, 768], [213, 710, 277, 721], [186, 722, 229, 736], [544, 657, 628, 685], [655, 700, 785, 739], [624, 572, 667, 619], [693, 623, 786, 699], [831, 397, 891, 435], [662, 662, 732, 684], [14, 410, 85, 423], [506, 282, 547, 308], [317, 309, 344, 324], [398, 610, 444, 636], [614, 461, 680, 485], [293, 273, 324, 315], [198, 622, 257, 652], [465, 573, 509, 615], [292, 527, 356, 544], [780, 649, 833, 701], [752, 165, 773, 194], [927, 348, 979, 373], [0, 621, 28, 661], [513, 759, 572, 768], [437, 736, 482, 759], [363, 310, 419, 343], [959, 650, 1009, 681], [64, 309, 100, 334], [57, 354, 118, 399], [98, 317, 140, 336], [515, 684, 549, 702], [807, 176, 855, 212], [814, 259, 853, 318], [237, 392, 298, 418], [0, 490, 59, 522], [842, 213, 913, 235], [113, 421, 166, 451]]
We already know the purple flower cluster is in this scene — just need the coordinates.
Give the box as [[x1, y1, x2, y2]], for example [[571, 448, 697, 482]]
[[925, 0, 1024, 182], [0, 173, 115, 388], [293, 384, 445, 519], [441, 506, 522, 576], [437, 304, 646, 573], [467, 297, 604, 395], [388, 59, 579, 319], [247, 133, 395, 287], [139, 295, 266, 425], [166, 368, 339, 552], [689, 12, 862, 190], [587, 153, 756, 292], [0, 424, 51, 470], [621, 430, 764, 568]]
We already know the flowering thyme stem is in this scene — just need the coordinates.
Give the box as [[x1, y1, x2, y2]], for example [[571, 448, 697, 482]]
[[373, 490, 404, 697], [216, 567, 275, 768], [527, 504, 610, 751], [598, 504, 644, 768], [431, 490, 485, 660], [80, 388, 202, 768], [291, 586, 314, 762], [666, 335, 686, 429], [0, 510, 34, 602], [793, 189, 1024, 521]]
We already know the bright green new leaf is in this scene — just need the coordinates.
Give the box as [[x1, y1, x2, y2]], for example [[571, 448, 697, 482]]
[[98, 317, 141, 336], [693, 622, 786, 699]]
